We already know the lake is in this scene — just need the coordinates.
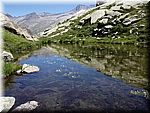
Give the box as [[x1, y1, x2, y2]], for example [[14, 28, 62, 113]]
[[5, 44, 149, 112]]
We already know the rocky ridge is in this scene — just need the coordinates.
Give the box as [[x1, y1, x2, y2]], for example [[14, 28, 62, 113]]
[[12, 5, 94, 36], [45, 0, 148, 43], [0, 13, 37, 41]]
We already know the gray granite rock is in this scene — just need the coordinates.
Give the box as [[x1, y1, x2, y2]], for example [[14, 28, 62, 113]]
[[2, 51, 14, 61], [99, 18, 108, 24], [17, 64, 40, 74], [0, 97, 15, 112], [0, 13, 36, 41], [13, 101, 38, 112]]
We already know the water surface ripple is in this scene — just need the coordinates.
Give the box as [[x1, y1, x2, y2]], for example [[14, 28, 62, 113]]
[[5, 48, 149, 112]]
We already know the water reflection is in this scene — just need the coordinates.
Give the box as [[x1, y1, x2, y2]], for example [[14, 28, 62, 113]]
[[5, 48, 149, 111], [49, 43, 148, 89]]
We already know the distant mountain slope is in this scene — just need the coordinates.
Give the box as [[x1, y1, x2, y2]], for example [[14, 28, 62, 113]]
[[12, 5, 94, 35], [44, 0, 148, 44], [0, 13, 37, 41]]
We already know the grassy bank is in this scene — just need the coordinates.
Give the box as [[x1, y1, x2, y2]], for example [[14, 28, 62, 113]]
[[3, 1, 148, 76], [3, 24, 148, 77], [3, 29, 43, 77], [3, 29, 42, 60], [42, 3, 148, 45], [4, 62, 22, 77]]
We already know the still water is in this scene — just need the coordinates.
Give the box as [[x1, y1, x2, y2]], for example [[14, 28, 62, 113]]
[[5, 44, 149, 112], [49, 43, 148, 89]]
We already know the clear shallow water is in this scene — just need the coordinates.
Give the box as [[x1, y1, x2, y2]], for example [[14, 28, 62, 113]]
[[5, 47, 149, 112], [49, 44, 148, 89]]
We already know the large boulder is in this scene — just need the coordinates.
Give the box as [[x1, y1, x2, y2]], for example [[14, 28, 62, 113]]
[[13, 101, 38, 112], [2, 51, 14, 61], [17, 64, 40, 74], [80, 9, 106, 24], [0, 97, 15, 112], [91, 10, 106, 24]]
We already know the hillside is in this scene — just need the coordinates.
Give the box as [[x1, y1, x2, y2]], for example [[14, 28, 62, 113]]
[[44, 1, 148, 44], [0, 13, 37, 41], [11, 5, 94, 35], [2, 1, 149, 83]]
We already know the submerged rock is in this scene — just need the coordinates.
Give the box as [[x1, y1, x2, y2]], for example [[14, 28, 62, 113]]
[[17, 64, 40, 74], [0, 97, 15, 112], [2, 51, 14, 61], [13, 101, 38, 112]]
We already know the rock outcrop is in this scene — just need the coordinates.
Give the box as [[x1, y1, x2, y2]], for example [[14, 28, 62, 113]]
[[76, 0, 147, 38], [0, 97, 15, 112], [80, 9, 106, 24], [123, 15, 141, 25], [12, 5, 93, 35], [0, 13, 37, 41]]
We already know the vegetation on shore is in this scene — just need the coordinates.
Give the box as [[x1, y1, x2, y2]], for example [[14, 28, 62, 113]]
[[3, 2, 149, 78], [3, 29, 42, 77], [43, 3, 148, 45], [4, 62, 22, 77]]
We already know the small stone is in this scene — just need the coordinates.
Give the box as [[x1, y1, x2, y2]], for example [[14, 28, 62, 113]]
[[2, 51, 14, 61], [104, 25, 113, 29]]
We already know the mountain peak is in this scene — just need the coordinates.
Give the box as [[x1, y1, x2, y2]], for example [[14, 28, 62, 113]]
[[73, 4, 89, 12]]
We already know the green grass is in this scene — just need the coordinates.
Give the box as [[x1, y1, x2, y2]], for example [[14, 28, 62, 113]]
[[3, 2, 148, 77], [3, 29, 41, 60], [44, 2, 148, 45], [4, 62, 22, 77], [3, 29, 42, 76]]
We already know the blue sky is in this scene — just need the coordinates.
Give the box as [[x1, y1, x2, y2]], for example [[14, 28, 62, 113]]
[[3, 2, 95, 17]]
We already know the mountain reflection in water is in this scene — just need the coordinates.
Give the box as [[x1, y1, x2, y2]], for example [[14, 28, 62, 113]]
[[5, 44, 149, 112]]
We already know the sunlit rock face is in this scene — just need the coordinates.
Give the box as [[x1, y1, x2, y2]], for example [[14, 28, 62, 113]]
[[0, 13, 37, 41], [0, 97, 15, 112], [11, 5, 93, 36], [77, 0, 148, 39], [13, 101, 38, 112]]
